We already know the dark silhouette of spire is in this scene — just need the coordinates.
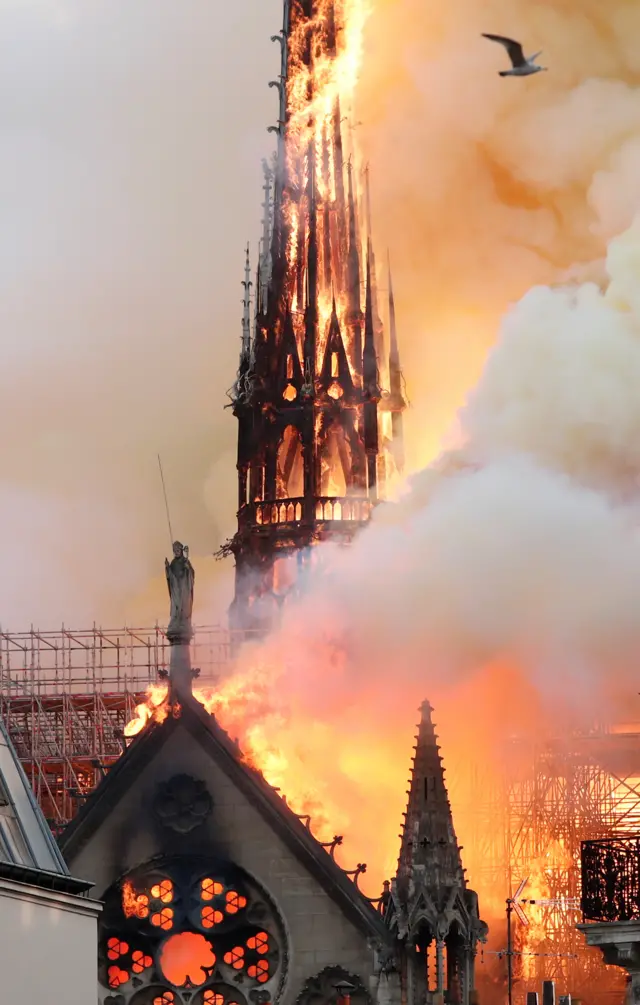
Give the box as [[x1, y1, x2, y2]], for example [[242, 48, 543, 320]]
[[387, 253, 406, 473], [240, 243, 252, 371], [363, 244, 379, 499], [364, 166, 385, 361], [397, 700, 465, 897], [346, 159, 362, 325], [363, 242, 379, 397]]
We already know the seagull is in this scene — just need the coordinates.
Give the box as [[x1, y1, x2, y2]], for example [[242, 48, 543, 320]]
[[482, 34, 547, 76]]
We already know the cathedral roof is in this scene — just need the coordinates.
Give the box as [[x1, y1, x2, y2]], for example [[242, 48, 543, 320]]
[[0, 716, 91, 894], [59, 692, 391, 944]]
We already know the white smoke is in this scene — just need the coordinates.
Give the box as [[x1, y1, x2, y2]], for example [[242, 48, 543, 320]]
[[248, 216, 640, 723]]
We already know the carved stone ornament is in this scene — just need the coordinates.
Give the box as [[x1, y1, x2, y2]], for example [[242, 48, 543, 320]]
[[249, 991, 271, 1005], [295, 966, 371, 1005], [153, 774, 213, 834], [98, 855, 288, 1005]]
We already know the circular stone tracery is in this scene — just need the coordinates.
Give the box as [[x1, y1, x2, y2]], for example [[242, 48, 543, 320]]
[[99, 857, 285, 1005]]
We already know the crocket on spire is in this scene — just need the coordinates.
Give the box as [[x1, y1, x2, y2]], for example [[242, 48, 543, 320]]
[[397, 700, 465, 899]]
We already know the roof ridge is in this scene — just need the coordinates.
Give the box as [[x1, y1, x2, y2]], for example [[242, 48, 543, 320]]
[[60, 693, 390, 943]]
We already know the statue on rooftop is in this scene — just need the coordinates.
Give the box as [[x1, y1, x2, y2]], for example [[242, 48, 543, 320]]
[[165, 541, 195, 642]]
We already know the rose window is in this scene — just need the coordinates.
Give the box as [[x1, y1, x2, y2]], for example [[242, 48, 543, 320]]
[[99, 857, 284, 1005]]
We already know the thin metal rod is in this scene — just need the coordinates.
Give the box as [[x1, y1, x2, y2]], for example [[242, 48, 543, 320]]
[[507, 898, 513, 1005], [157, 454, 174, 547]]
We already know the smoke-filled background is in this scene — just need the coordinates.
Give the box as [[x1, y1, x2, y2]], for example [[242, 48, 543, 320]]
[[0, 0, 281, 625], [4, 0, 640, 629], [6, 0, 640, 971]]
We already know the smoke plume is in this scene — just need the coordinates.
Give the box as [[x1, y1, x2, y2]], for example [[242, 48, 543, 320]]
[[228, 215, 640, 892]]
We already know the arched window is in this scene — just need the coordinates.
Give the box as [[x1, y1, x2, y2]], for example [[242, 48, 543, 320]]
[[100, 857, 285, 1005], [276, 426, 303, 499]]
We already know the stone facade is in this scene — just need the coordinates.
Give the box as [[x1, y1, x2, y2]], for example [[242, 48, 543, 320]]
[[578, 921, 638, 1003], [60, 693, 484, 1005]]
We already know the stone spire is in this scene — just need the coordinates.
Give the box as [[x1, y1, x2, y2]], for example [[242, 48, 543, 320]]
[[387, 701, 487, 1005], [397, 700, 465, 900]]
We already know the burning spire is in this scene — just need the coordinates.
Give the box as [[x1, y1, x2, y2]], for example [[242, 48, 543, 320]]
[[222, 0, 407, 633]]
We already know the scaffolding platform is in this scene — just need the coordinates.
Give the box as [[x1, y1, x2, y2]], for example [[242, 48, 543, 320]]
[[0, 624, 242, 830]]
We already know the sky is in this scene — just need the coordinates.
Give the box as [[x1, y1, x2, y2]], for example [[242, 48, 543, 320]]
[[0, 0, 279, 627]]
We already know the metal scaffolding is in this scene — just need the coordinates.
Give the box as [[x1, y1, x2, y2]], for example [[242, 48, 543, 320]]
[[505, 729, 640, 1003], [0, 624, 242, 830], [449, 725, 640, 1003]]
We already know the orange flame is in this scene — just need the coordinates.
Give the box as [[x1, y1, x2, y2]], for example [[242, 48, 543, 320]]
[[121, 879, 149, 920], [124, 684, 170, 737], [124, 667, 342, 845]]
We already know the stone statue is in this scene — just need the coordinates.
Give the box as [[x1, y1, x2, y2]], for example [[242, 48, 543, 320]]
[[165, 541, 195, 641]]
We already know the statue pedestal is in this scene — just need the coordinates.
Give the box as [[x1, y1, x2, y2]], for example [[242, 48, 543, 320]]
[[168, 641, 193, 700]]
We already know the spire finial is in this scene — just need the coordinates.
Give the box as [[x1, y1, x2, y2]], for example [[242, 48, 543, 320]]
[[241, 244, 252, 364]]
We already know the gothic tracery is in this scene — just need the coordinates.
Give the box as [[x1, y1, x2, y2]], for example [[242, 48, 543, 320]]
[[100, 858, 285, 1005]]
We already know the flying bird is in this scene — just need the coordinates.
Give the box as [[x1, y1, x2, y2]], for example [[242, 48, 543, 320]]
[[482, 34, 547, 76]]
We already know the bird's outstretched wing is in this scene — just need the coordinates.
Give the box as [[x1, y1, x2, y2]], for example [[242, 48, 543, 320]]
[[482, 33, 525, 67]]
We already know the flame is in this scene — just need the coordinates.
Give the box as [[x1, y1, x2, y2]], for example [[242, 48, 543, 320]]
[[519, 841, 574, 981], [281, 0, 374, 393], [123, 656, 631, 1000], [123, 666, 342, 844], [121, 879, 149, 919], [124, 683, 170, 737]]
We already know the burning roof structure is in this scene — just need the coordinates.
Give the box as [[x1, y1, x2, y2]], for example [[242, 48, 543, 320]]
[[59, 572, 485, 1005]]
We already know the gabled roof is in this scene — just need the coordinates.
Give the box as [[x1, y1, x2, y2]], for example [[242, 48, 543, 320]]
[[60, 694, 391, 944], [0, 716, 91, 894]]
